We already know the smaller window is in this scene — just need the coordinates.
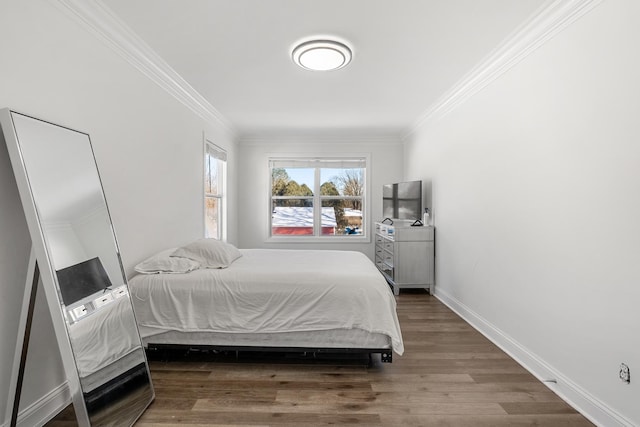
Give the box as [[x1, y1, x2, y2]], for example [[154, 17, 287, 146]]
[[204, 142, 226, 239]]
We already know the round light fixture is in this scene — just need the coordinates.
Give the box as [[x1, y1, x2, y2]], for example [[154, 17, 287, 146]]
[[292, 39, 352, 71]]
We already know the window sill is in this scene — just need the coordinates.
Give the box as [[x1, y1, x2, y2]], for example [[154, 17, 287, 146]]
[[266, 235, 370, 244]]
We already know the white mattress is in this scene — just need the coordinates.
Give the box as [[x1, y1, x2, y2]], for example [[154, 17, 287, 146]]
[[129, 249, 404, 355]]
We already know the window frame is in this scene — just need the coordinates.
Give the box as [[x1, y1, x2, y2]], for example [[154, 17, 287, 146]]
[[267, 155, 370, 243], [204, 140, 227, 240]]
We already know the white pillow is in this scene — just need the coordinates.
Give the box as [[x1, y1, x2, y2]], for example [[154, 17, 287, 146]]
[[134, 248, 200, 274], [171, 238, 242, 269]]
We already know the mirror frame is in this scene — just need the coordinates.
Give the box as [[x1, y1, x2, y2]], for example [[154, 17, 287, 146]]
[[0, 109, 154, 426]]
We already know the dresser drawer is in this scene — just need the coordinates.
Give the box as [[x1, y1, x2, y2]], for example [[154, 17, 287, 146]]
[[375, 246, 384, 257], [383, 253, 394, 267]]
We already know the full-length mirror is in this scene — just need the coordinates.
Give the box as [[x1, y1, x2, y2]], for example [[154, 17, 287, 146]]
[[0, 110, 154, 426]]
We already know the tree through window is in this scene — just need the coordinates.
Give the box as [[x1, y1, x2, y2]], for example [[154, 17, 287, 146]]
[[269, 158, 366, 238]]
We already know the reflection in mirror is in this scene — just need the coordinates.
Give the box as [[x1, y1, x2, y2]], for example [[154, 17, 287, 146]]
[[1, 110, 153, 426]]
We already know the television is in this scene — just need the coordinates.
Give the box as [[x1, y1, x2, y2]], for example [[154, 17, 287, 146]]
[[55, 257, 113, 306], [382, 180, 422, 220]]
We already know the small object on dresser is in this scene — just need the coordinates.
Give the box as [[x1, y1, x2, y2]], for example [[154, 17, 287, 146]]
[[423, 208, 430, 226]]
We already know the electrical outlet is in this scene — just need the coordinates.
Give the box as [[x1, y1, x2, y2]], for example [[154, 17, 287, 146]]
[[619, 363, 630, 384]]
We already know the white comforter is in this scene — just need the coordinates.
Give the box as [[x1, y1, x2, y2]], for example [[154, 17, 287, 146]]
[[68, 296, 141, 377], [129, 249, 404, 355]]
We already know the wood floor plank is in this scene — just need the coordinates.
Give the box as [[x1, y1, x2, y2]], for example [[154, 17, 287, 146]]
[[371, 381, 550, 393], [383, 357, 527, 368], [45, 290, 593, 427], [380, 414, 594, 427], [357, 373, 475, 383], [275, 389, 563, 404], [144, 389, 277, 402], [191, 398, 507, 416], [399, 323, 477, 332], [205, 371, 374, 382], [470, 373, 540, 383], [365, 364, 530, 374], [152, 378, 374, 391], [399, 351, 511, 360], [201, 364, 368, 374], [500, 401, 578, 415]]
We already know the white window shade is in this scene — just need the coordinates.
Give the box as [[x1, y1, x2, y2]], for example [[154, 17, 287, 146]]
[[207, 144, 227, 162]]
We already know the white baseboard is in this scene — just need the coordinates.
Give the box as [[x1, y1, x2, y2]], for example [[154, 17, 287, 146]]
[[14, 382, 70, 427], [434, 288, 634, 427]]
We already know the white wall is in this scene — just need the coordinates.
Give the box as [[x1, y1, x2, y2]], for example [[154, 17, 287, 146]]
[[42, 224, 87, 271], [44, 209, 124, 286], [403, 0, 639, 425], [72, 208, 123, 284], [237, 138, 404, 259], [0, 0, 236, 424]]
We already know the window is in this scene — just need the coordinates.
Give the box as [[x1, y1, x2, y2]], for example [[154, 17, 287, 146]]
[[205, 141, 226, 239], [270, 157, 366, 239]]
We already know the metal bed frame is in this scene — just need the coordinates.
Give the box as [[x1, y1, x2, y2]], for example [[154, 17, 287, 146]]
[[146, 343, 393, 364]]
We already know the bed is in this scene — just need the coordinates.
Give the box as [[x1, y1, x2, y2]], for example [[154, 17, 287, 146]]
[[128, 245, 404, 363]]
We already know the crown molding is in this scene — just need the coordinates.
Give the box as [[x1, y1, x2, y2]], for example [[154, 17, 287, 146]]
[[53, 0, 236, 138], [404, 0, 603, 139], [239, 134, 404, 146]]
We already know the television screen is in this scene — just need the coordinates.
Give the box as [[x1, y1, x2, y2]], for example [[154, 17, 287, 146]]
[[382, 180, 422, 220], [56, 257, 113, 306]]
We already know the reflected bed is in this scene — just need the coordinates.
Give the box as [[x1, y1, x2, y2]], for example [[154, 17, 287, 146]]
[[67, 295, 150, 410], [129, 248, 404, 362]]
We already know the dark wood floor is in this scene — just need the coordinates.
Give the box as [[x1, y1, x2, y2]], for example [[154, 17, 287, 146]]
[[47, 290, 593, 426]]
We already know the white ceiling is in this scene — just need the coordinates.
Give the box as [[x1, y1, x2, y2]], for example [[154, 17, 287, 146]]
[[101, 0, 545, 138]]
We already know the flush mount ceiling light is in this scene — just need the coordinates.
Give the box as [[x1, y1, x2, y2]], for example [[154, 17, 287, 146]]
[[292, 39, 352, 71]]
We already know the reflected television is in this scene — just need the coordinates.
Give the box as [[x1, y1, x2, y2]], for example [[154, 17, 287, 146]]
[[382, 180, 422, 220], [56, 257, 112, 306]]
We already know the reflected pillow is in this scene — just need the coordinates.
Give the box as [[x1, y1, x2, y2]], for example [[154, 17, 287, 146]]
[[171, 238, 242, 269], [134, 249, 200, 274]]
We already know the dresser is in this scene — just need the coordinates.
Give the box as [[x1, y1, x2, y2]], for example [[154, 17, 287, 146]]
[[374, 221, 434, 295]]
